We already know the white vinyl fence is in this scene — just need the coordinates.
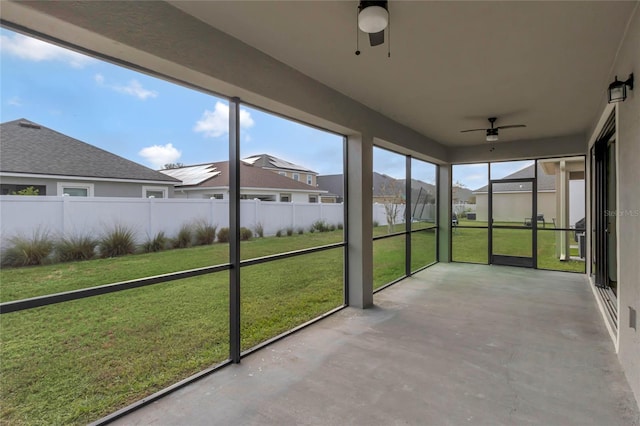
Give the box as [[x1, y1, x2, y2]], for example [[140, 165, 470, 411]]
[[372, 202, 436, 226], [0, 196, 435, 248], [0, 196, 346, 247]]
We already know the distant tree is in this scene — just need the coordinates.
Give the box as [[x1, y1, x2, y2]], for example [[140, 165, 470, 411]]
[[162, 163, 184, 169], [452, 180, 467, 203], [12, 186, 39, 196], [467, 195, 476, 204], [380, 179, 405, 233]]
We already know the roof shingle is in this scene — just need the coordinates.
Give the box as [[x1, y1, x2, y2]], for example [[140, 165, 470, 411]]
[[0, 119, 179, 183]]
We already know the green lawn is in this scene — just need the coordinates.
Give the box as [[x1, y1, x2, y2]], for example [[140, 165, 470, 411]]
[[0, 230, 344, 303], [0, 232, 347, 425], [0, 228, 439, 425], [372, 228, 437, 289], [452, 220, 585, 272], [0, 222, 579, 424]]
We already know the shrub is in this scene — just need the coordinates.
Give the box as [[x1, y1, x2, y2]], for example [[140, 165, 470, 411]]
[[337, 223, 344, 230], [328, 224, 336, 232], [275, 229, 283, 237], [373, 220, 380, 228], [1, 230, 54, 267], [254, 222, 264, 238], [240, 227, 253, 241], [56, 234, 98, 262], [194, 221, 217, 246], [297, 227, 304, 235], [172, 224, 193, 249], [308, 227, 315, 234], [141, 232, 168, 253], [311, 220, 333, 233], [286, 227, 294, 237], [217, 227, 230, 243], [99, 225, 136, 258], [12, 186, 39, 196]]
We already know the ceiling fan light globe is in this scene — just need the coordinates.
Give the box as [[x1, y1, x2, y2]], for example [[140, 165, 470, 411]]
[[486, 134, 499, 142], [358, 6, 388, 33]]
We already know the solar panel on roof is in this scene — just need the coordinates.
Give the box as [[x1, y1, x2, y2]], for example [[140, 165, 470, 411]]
[[160, 164, 220, 186]]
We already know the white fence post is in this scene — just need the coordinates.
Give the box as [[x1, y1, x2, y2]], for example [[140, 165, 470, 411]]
[[62, 195, 69, 236]]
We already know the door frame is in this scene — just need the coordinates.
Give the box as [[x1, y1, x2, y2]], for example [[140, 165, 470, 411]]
[[488, 177, 537, 268]]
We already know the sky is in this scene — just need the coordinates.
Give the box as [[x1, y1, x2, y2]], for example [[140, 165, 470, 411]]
[[1, 28, 528, 189]]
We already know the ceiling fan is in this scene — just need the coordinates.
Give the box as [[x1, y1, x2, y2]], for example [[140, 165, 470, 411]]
[[355, 1, 389, 55], [460, 117, 526, 142]]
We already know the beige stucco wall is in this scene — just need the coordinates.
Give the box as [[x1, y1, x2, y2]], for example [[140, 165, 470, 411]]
[[474, 192, 555, 224], [611, 5, 640, 407]]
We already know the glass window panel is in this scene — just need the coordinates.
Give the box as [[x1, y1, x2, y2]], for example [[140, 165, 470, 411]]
[[537, 230, 586, 272], [239, 106, 344, 257], [537, 157, 586, 230], [1, 184, 47, 195], [411, 229, 437, 272], [373, 147, 406, 235], [62, 187, 88, 197], [0, 273, 229, 425], [452, 227, 488, 264], [373, 234, 406, 289], [240, 248, 344, 351], [492, 229, 533, 257], [146, 190, 165, 198], [410, 158, 437, 230], [490, 160, 535, 180], [452, 163, 487, 227], [0, 29, 230, 301], [491, 181, 533, 225]]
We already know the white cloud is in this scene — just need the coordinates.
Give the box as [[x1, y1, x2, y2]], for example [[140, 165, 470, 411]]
[[94, 74, 158, 100], [194, 102, 255, 138], [139, 143, 182, 169], [7, 97, 22, 106], [113, 80, 158, 100], [0, 33, 94, 68]]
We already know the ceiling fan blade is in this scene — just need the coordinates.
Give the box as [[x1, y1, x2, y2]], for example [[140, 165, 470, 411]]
[[460, 128, 487, 133], [496, 124, 526, 130], [369, 30, 384, 46]]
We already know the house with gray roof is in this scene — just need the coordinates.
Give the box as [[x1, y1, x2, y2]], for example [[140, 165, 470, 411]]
[[473, 162, 585, 225], [243, 154, 319, 187], [0, 119, 180, 198], [160, 160, 327, 203]]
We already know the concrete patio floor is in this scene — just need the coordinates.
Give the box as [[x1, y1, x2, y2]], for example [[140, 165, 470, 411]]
[[114, 263, 639, 426]]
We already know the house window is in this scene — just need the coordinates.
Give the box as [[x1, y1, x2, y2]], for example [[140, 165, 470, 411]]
[[143, 186, 168, 198], [309, 195, 318, 203], [57, 182, 94, 197], [1, 184, 47, 195], [280, 193, 291, 202], [241, 194, 276, 201], [207, 193, 224, 200], [292, 173, 300, 181], [307, 174, 313, 185], [278, 171, 287, 176], [64, 188, 88, 196]]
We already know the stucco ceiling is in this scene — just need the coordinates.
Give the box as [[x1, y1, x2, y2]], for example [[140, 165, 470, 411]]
[[169, 1, 636, 147]]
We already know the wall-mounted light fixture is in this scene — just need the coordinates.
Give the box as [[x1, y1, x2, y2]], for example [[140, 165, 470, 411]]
[[608, 73, 634, 103]]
